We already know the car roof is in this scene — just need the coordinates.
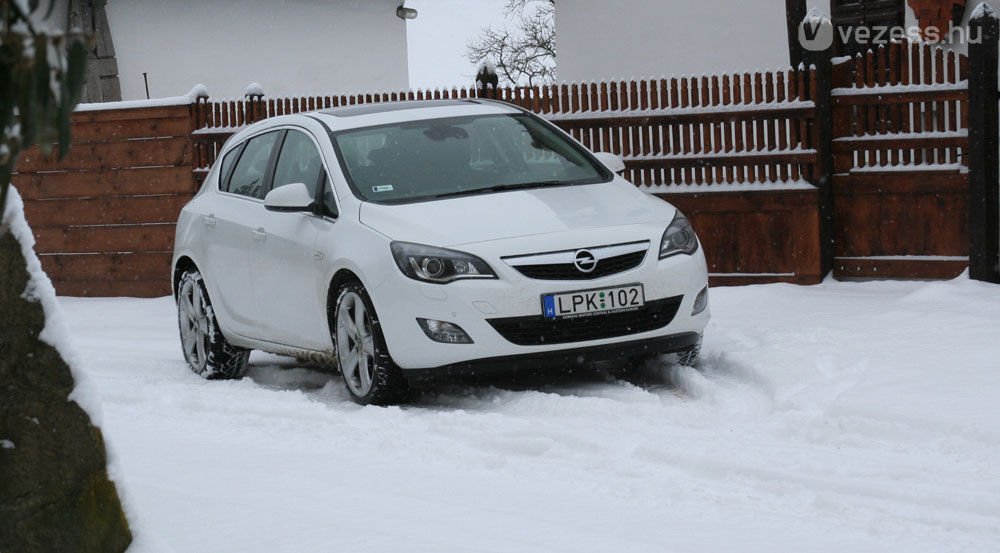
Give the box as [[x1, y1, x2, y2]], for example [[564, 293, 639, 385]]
[[223, 99, 525, 145], [310, 99, 523, 131], [319, 99, 474, 117]]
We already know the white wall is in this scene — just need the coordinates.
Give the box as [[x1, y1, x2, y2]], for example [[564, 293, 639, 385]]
[[556, 0, 1000, 83], [106, 0, 409, 100], [556, 0, 826, 82]]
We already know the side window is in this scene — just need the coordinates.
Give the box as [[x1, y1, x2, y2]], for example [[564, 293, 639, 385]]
[[218, 143, 243, 192], [272, 130, 324, 198], [227, 131, 280, 199]]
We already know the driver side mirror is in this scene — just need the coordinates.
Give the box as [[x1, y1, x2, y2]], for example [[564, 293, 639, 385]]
[[264, 182, 316, 213], [594, 152, 626, 175]]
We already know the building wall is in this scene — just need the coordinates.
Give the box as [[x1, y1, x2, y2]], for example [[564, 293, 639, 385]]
[[902, 0, 1000, 58], [106, 0, 409, 100], [555, 0, 828, 82], [556, 0, 1000, 83]]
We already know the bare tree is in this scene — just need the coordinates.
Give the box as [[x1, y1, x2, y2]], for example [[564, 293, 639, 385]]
[[466, 0, 555, 87]]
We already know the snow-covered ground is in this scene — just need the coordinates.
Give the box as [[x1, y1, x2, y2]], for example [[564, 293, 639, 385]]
[[60, 277, 1000, 553]]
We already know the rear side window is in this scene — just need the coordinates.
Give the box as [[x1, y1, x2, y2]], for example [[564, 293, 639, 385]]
[[227, 131, 280, 199], [217, 143, 243, 192]]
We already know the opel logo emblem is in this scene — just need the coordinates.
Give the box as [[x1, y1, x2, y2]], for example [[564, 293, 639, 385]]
[[574, 249, 598, 273]]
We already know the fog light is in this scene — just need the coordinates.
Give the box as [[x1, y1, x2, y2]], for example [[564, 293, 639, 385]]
[[692, 286, 709, 315], [417, 318, 473, 344]]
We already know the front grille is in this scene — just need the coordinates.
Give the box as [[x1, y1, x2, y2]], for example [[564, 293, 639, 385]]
[[487, 296, 683, 346], [512, 250, 647, 280]]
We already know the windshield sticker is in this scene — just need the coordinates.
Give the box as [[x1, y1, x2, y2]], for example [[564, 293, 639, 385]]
[[372, 185, 394, 193]]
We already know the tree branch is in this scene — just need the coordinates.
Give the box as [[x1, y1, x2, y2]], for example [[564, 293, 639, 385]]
[[466, 0, 555, 87]]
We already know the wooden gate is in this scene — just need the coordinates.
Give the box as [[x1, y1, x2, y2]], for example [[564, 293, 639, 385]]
[[830, 41, 970, 278]]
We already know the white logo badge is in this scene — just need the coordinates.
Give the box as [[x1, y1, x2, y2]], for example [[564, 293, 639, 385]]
[[799, 11, 834, 52], [574, 250, 598, 273]]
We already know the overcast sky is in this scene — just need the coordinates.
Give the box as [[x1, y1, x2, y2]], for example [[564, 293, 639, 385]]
[[406, 0, 507, 90]]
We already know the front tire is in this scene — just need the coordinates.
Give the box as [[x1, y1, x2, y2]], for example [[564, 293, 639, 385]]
[[675, 338, 702, 367], [333, 283, 408, 405], [176, 270, 249, 379]]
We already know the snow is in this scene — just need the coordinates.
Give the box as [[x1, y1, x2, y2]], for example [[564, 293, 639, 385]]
[[57, 276, 1000, 552], [628, 147, 816, 162], [851, 163, 965, 173], [244, 82, 265, 97], [478, 59, 498, 76], [641, 181, 816, 194], [546, 100, 815, 121], [837, 255, 969, 261], [0, 439, 14, 450], [74, 84, 209, 113], [834, 130, 968, 142], [1, 186, 101, 422], [710, 272, 796, 277], [832, 82, 968, 96], [971, 2, 998, 20], [804, 7, 831, 26]]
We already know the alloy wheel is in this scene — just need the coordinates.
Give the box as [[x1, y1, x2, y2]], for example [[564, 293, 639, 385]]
[[178, 278, 211, 371], [337, 291, 376, 397]]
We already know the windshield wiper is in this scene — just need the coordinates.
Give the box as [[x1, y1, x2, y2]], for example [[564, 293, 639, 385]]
[[432, 181, 566, 200]]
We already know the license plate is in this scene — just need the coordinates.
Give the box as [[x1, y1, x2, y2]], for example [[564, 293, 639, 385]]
[[541, 284, 645, 320]]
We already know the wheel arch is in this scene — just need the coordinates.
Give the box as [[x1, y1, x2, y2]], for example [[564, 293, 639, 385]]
[[326, 268, 364, 324], [173, 255, 198, 299]]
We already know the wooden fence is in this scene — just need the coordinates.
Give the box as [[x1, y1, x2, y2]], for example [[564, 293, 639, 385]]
[[15, 103, 199, 296], [12, 35, 999, 296]]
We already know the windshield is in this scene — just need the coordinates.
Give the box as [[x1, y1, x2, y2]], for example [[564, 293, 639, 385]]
[[330, 113, 612, 204]]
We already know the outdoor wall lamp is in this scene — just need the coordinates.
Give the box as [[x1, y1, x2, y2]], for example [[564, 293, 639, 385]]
[[396, 5, 418, 20]]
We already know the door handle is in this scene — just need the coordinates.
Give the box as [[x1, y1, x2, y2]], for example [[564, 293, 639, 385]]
[[204, 214, 217, 228], [252, 228, 267, 242]]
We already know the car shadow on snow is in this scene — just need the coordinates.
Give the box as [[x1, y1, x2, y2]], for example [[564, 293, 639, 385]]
[[236, 351, 750, 410], [243, 354, 338, 392]]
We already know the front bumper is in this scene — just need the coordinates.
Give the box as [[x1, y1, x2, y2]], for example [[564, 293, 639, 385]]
[[404, 332, 702, 382], [369, 228, 711, 370]]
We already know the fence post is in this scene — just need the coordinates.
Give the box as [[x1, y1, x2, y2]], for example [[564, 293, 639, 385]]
[[786, 0, 808, 68], [244, 83, 265, 124], [188, 87, 210, 191], [476, 62, 500, 100], [802, 12, 835, 277], [968, 5, 1000, 283]]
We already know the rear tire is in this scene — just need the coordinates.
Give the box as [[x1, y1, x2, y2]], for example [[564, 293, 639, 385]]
[[333, 282, 408, 406], [176, 270, 249, 380]]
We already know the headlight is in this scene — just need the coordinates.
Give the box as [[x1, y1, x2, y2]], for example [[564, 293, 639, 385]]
[[659, 211, 699, 259], [390, 241, 497, 284]]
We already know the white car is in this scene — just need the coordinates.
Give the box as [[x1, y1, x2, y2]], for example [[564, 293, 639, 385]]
[[172, 100, 710, 405]]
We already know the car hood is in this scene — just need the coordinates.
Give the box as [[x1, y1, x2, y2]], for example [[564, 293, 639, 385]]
[[358, 180, 675, 247]]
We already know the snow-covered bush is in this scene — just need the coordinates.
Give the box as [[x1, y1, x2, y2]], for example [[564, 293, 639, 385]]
[[0, 2, 131, 551]]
